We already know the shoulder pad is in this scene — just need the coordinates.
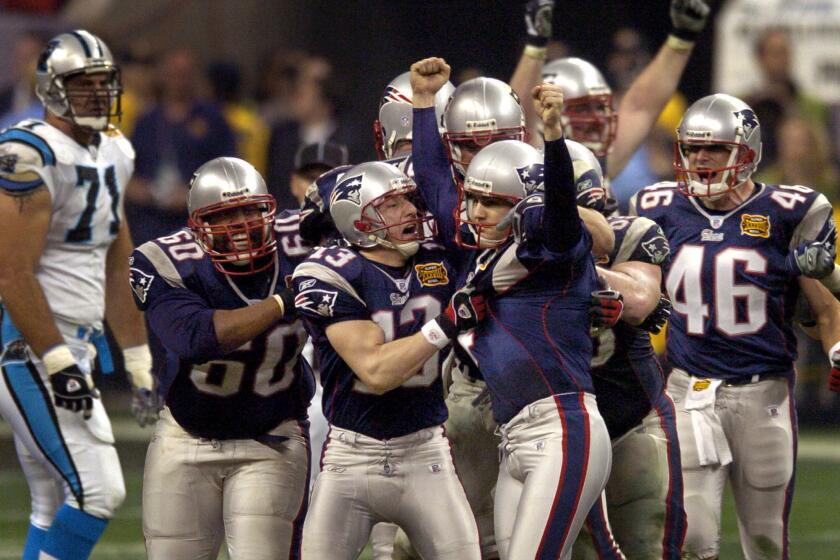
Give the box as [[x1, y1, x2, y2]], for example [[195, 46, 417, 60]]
[[0, 128, 55, 193], [103, 128, 136, 160], [275, 209, 301, 230], [612, 216, 669, 266], [133, 239, 188, 290], [292, 246, 363, 299]]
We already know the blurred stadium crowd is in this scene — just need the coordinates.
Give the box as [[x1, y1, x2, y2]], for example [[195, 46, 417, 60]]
[[1, 0, 839, 428]]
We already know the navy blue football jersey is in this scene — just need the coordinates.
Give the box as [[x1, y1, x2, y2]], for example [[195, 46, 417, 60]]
[[457, 233, 598, 425], [632, 181, 835, 382], [129, 214, 314, 439], [591, 215, 671, 438], [292, 243, 453, 440]]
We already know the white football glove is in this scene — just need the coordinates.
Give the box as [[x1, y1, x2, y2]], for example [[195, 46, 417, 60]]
[[123, 344, 161, 427]]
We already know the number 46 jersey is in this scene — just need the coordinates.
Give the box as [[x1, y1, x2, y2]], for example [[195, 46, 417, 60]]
[[129, 213, 314, 440], [631, 181, 836, 382]]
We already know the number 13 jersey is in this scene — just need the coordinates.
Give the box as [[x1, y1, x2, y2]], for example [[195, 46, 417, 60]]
[[631, 181, 835, 382]]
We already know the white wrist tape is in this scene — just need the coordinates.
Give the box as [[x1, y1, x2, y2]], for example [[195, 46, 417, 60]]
[[123, 344, 154, 391], [829, 340, 840, 360], [421, 319, 451, 350], [43, 345, 76, 376], [272, 294, 286, 316]]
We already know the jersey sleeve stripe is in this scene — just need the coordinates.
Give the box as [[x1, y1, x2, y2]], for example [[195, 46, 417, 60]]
[[136, 242, 186, 289], [0, 176, 44, 192], [614, 217, 655, 264], [0, 130, 56, 166], [292, 262, 365, 303]]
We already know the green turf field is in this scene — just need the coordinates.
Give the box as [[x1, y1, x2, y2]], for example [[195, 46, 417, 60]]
[[2, 414, 838, 559]]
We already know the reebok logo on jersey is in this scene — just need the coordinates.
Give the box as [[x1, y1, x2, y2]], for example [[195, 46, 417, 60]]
[[701, 229, 724, 242], [129, 267, 155, 304], [740, 214, 771, 238], [415, 262, 449, 286]]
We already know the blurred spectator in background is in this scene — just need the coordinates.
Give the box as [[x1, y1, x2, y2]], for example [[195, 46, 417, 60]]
[[257, 49, 308, 126], [114, 41, 156, 138], [207, 61, 270, 175], [290, 140, 349, 205], [757, 115, 840, 200], [265, 55, 362, 210], [610, 95, 686, 212], [0, 31, 43, 130], [606, 27, 651, 95], [743, 27, 830, 169], [125, 48, 236, 246]]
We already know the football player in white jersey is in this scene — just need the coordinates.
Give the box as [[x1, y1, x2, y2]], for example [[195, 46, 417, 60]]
[[0, 30, 155, 560]]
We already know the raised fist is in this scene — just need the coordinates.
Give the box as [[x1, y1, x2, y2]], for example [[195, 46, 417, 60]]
[[410, 57, 451, 100]]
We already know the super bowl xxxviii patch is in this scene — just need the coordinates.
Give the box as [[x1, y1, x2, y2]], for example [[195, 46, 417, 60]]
[[740, 214, 770, 238], [415, 262, 449, 286]]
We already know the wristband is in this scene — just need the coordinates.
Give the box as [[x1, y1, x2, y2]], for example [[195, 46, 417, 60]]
[[421, 319, 452, 350], [123, 344, 154, 390], [829, 341, 840, 361], [272, 294, 286, 316], [524, 45, 548, 60], [43, 344, 76, 376], [666, 34, 695, 52]]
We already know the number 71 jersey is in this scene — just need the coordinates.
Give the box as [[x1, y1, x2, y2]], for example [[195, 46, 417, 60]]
[[0, 120, 133, 328], [631, 181, 835, 382]]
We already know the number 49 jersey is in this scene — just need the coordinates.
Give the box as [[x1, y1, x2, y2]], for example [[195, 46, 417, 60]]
[[129, 214, 314, 440], [0, 120, 133, 328], [631, 181, 836, 382], [292, 243, 453, 440]]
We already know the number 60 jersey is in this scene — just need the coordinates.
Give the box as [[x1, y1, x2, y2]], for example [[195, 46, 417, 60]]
[[129, 212, 315, 439], [631, 181, 836, 381]]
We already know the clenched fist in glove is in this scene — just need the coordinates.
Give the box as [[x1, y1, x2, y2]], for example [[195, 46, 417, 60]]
[[669, 0, 710, 43], [422, 286, 488, 349], [590, 289, 624, 331], [786, 240, 835, 279], [524, 0, 554, 48], [44, 345, 99, 420]]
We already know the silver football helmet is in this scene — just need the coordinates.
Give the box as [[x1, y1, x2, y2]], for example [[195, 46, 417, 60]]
[[187, 157, 277, 275], [329, 161, 434, 256], [442, 77, 526, 174], [457, 140, 542, 248], [674, 93, 763, 199], [35, 30, 122, 131], [541, 57, 616, 157], [374, 71, 455, 160]]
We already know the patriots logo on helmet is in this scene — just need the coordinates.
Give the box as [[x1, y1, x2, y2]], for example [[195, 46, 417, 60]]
[[382, 85, 412, 106], [516, 163, 545, 194], [332, 174, 364, 206], [733, 109, 759, 139]]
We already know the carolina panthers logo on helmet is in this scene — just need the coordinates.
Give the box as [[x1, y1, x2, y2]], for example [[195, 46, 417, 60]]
[[733, 109, 759, 139], [332, 173, 364, 206], [37, 40, 60, 72], [516, 163, 545, 194]]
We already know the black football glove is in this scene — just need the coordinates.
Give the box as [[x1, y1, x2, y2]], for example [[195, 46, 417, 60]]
[[275, 286, 297, 317], [50, 364, 99, 419], [639, 294, 672, 334], [590, 289, 624, 330], [436, 286, 488, 339], [786, 240, 835, 279], [669, 0, 710, 43], [524, 0, 554, 48]]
